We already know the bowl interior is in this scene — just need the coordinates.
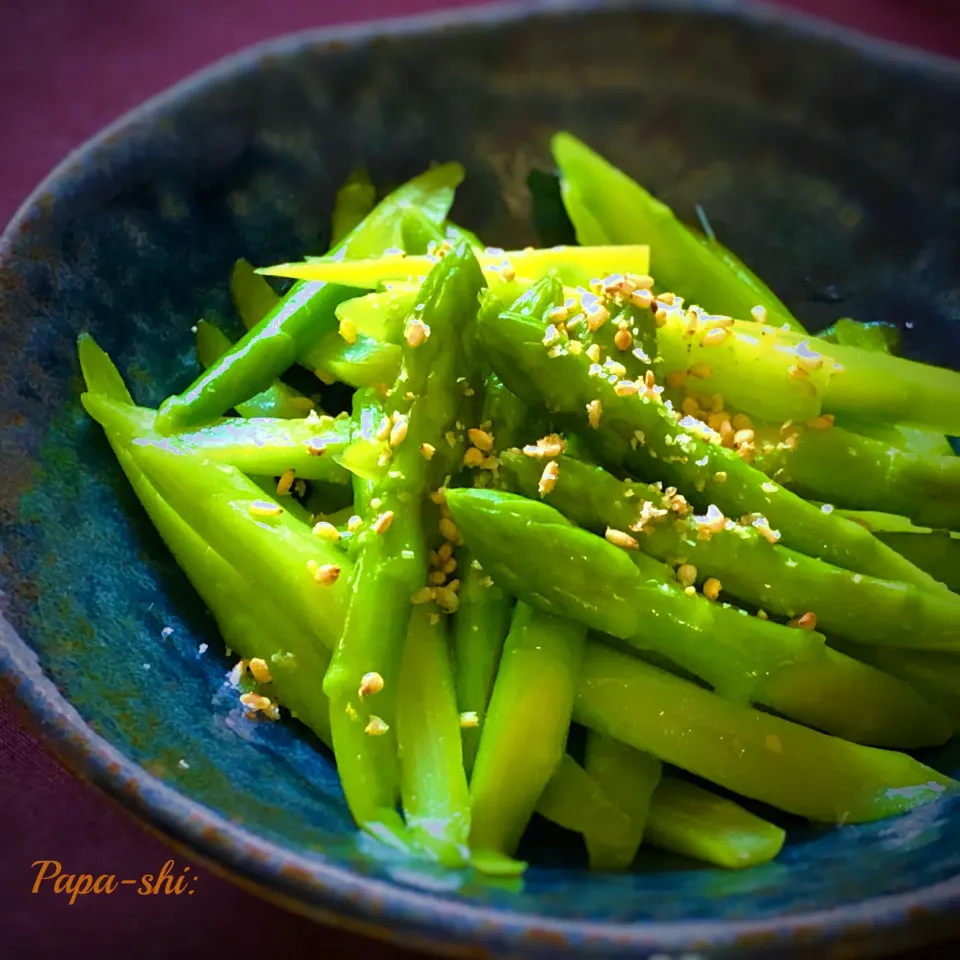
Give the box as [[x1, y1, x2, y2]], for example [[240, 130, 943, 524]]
[[2, 0, 960, 946]]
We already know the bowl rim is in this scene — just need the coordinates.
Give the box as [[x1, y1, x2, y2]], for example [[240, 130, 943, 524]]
[[3, 0, 960, 955]]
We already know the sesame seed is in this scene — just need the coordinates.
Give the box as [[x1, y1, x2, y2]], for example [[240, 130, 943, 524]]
[[463, 447, 485, 468], [249, 657, 272, 684], [420, 442, 436, 461], [429, 570, 447, 585], [431, 490, 447, 507], [605, 527, 639, 550], [568, 341, 583, 355], [389, 417, 409, 448], [703, 578, 722, 601], [365, 716, 390, 736], [681, 397, 701, 416], [372, 511, 395, 535], [751, 305, 768, 324], [445, 430, 457, 448], [608, 360, 628, 378], [249, 500, 282, 518], [612, 379, 637, 397], [666, 371, 688, 389], [359, 672, 384, 698], [806, 414, 835, 430], [630, 288, 654, 309], [434, 586, 460, 613], [714, 471, 728, 483], [459, 711, 480, 729], [479, 456, 499, 471], [339, 318, 358, 345], [734, 428, 755, 446], [788, 364, 808, 380], [586, 343, 601, 363], [614, 328, 633, 351], [789, 612, 818, 631], [523, 433, 566, 459], [539, 460, 559, 497], [701, 327, 729, 347], [375, 416, 392, 442], [347, 514, 362, 533], [411, 587, 434, 604], [276, 469, 296, 496], [753, 516, 781, 544], [314, 563, 341, 586], [405, 318, 430, 347], [757, 609, 769, 620], [439, 518, 459, 542], [586, 399, 602, 428], [586, 304, 610, 332], [684, 585, 697, 597], [468, 428, 494, 451], [761, 482, 778, 494], [548, 306, 568, 323], [677, 564, 698, 588]]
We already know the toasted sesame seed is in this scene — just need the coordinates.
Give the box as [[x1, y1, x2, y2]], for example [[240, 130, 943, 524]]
[[359, 672, 385, 698], [249, 500, 282, 518], [703, 578, 722, 601], [787, 364, 808, 380], [442, 558, 457, 576], [389, 417, 409, 448], [372, 511, 395, 535], [586, 304, 610, 332], [479, 456, 499, 471], [666, 371, 688, 389], [411, 587, 434, 604], [753, 516, 781, 544], [249, 657, 272, 684], [681, 397, 701, 416], [438, 541, 453, 561], [429, 570, 447, 585], [365, 715, 390, 736], [314, 563, 341, 586], [523, 433, 566, 459], [539, 460, 559, 497], [468, 428, 494, 451], [734, 428, 755, 446], [757, 609, 769, 620], [347, 514, 362, 533], [405, 318, 430, 347], [761, 482, 779, 494], [548, 306, 569, 323], [568, 341, 583, 355], [339, 318, 358, 345], [276, 469, 296, 496], [684, 585, 697, 597], [439, 518, 459, 542], [789, 612, 818, 631], [605, 527, 639, 550], [614, 380, 638, 396], [750, 304, 768, 324], [586, 399, 602, 428], [375, 415, 392, 442], [459, 711, 480, 729], [720, 420, 735, 447], [714, 470, 728, 483], [630, 288, 654, 309], [463, 447, 485, 468], [701, 327, 729, 347], [419, 442, 436, 461], [608, 360, 628, 378], [677, 564, 698, 588], [586, 343, 601, 363], [434, 586, 460, 613], [614, 328, 633, 351], [806, 414, 835, 430]]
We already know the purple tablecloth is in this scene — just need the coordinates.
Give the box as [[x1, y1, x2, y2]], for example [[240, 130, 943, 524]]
[[2, 2, 958, 956]]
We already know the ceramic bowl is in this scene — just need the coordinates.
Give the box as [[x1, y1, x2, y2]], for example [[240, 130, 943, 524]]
[[2, 1, 960, 956]]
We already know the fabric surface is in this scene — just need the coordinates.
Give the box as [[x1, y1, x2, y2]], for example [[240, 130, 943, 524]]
[[1, 1, 958, 957]]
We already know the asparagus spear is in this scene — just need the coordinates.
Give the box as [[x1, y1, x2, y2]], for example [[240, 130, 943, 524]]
[[444, 488, 952, 747], [469, 603, 587, 857], [155, 163, 463, 433], [541, 754, 785, 869], [331, 168, 376, 245], [534, 754, 638, 852], [78, 335, 334, 745], [644, 777, 786, 869], [477, 296, 945, 592], [322, 241, 485, 851], [875, 531, 960, 594], [195, 319, 316, 419], [397, 604, 470, 866], [583, 734, 661, 870], [575, 642, 954, 823], [551, 131, 806, 333], [83, 395, 381, 485], [500, 451, 960, 649], [229, 259, 282, 331]]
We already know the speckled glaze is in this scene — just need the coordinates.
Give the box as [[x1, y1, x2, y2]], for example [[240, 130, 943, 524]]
[[2, 0, 960, 956]]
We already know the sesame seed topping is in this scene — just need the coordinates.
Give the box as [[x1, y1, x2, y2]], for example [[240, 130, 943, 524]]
[[445, 430, 457, 448], [701, 327, 729, 347], [615, 380, 638, 396], [614, 328, 633, 351], [703, 578, 722, 601], [405, 318, 430, 347], [463, 447, 485, 468], [347, 514, 362, 533], [751, 305, 768, 324], [249, 658, 272, 684], [523, 433, 566, 459], [684, 585, 697, 597], [389, 417, 409, 448], [359, 672, 385, 698], [439, 517, 459, 543], [586, 399, 602, 428], [787, 364, 808, 380], [468, 428, 494, 451], [276, 469, 296, 496], [677, 564, 698, 588], [459, 711, 480, 729], [586, 343, 601, 363], [249, 500, 282, 518], [539, 460, 559, 497], [419, 442, 436, 461], [372, 511, 395, 535], [666, 371, 688, 389], [806, 414, 835, 430], [605, 527, 639, 550], [789, 612, 818, 631], [411, 587, 434, 604], [365, 716, 390, 736], [314, 563, 341, 586], [761, 482, 778, 494]]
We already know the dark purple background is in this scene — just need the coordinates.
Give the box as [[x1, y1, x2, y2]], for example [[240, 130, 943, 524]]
[[2, 2, 959, 957]]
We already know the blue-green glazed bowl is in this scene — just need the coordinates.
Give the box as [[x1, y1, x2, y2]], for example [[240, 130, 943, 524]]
[[2, 1, 960, 956]]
